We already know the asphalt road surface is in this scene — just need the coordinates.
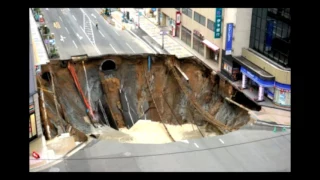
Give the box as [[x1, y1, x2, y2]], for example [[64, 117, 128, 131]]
[[41, 8, 152, 59]]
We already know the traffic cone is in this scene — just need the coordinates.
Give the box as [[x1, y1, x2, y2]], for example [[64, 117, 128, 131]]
[[32, 151, 40, 159]]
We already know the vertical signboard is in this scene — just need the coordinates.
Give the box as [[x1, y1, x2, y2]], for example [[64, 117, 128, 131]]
[[176, 11, 181, 26], [214, 8, 222, 38], [265, 20, 274, 51], [225, 23, 233, 55]]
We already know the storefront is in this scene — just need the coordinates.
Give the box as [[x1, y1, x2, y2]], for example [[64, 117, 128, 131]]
[[273, 82, 291, 107], [29, 104, 38, 141], [192, 30, 204, 56], [202, 39, 220, 62], [234, 56, 275, 102], [240, 66, 275, 102], [220, 51, 241, 82]]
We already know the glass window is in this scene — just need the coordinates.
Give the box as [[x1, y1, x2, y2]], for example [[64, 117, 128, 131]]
[[250, 8, 291, 68], [194, 12, 199, 22], [207, 19, 214, 31], [200, 16, 206, 26], [187, 8, 193, 18]]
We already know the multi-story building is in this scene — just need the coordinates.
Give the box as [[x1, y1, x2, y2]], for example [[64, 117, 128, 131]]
[[159, 8, 291, 108], [30, 8, 45, 142]]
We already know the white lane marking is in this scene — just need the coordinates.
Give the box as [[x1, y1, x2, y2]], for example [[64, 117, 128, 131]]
[[94, 9, 99, 14], [72, 15, 77, 21], [127, 29, 156, 54], [110, 44, 118, 54], [98, 30, 105, 37], [91, 13, 96, 18], [59, 16, 63, 22], [219, 138, 225, 144], [76, 33, 83, 40], [180, 140, 189, 144], [126, 43, 135, 53], [113, 30, 120, 36], [65, 27, 70, 34], [72, 40, 78, 48], [194, 143, 199, 148], [46, 8, 49, 10], [80, 26, 101, 55], [60, 35, 66, 42], [67, 8, 70, 11]]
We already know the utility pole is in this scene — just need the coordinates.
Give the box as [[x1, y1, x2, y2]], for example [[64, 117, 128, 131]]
[[157, 8, 161, 25]]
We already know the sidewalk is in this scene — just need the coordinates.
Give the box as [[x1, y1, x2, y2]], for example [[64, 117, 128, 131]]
[[29, 134, 87, 171]]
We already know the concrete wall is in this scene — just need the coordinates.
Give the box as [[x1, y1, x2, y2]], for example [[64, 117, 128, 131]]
[[242, 48, 291, 84]]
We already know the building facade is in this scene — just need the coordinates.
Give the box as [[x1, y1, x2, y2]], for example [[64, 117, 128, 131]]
[[159, 8, 291, 108], [30, 8, 44, 142]]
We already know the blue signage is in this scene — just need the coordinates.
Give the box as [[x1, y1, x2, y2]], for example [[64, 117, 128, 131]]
[[225, 23, 233, 55], [240, 66, 274, 87], [265, 20, 274, 51], [214, 8, 222, 39], [274, 81, 291, 91]]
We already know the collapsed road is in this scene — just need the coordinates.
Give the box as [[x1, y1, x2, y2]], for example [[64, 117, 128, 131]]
[[37, 54, 261, 143]]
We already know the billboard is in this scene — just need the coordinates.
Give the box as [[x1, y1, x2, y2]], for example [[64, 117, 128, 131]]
[[225, 23, 233, 55], [214, 8, 222, 38]]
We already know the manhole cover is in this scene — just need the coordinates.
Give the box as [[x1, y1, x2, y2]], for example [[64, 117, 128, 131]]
[[49, 167, 60, 172]]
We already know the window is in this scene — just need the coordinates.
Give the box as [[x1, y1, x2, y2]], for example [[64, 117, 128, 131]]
[[181, 26, 192, 46], [193, 34, 204, 56], [194, 11, 206, 26], [182, 8, 192, 18], [249, 8, 291, 68], [207, 19, 214, 31]]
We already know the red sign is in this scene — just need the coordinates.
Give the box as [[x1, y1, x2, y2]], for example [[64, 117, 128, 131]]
[[176, 11, 181, 26]]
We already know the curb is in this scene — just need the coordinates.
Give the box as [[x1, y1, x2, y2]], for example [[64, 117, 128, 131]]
[[126, 29, 158, 54]]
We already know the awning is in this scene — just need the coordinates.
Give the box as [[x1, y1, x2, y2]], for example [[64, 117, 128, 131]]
[[234, 56, 275, 81], [202, 39, 219, 51]]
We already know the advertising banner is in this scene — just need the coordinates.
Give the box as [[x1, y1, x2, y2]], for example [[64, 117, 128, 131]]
[[225, 23, 233, 55], [214, 8, 222, 38], [176, 11, 181, 26]]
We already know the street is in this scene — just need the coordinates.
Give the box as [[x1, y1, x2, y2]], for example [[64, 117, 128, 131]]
[[41, 8, 153, 59]]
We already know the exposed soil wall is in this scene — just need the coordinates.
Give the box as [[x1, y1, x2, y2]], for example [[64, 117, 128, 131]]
[[38, 54, 252, 140]]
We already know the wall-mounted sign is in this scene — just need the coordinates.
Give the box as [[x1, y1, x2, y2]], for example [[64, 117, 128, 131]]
[[223, 62, 232, 75], [176, 11, 181, 26], [214, 8, 222, 39], [240, 66, 275, 87], [225, 23, 233, 55]]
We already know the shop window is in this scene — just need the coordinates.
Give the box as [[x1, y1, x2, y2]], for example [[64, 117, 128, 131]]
[[223, 62, 232, 75], [29, 113, 37, 140], [209, 48, 219, 62], [181, 26, 191, 47], [193, 34, 204, 56]]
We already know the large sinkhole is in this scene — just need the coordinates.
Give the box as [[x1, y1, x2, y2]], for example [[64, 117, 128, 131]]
[[39, 55, 259, 144]]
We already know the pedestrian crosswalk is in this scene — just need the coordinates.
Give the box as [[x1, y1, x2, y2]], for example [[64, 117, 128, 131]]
[[83, 13, 95, 43]]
